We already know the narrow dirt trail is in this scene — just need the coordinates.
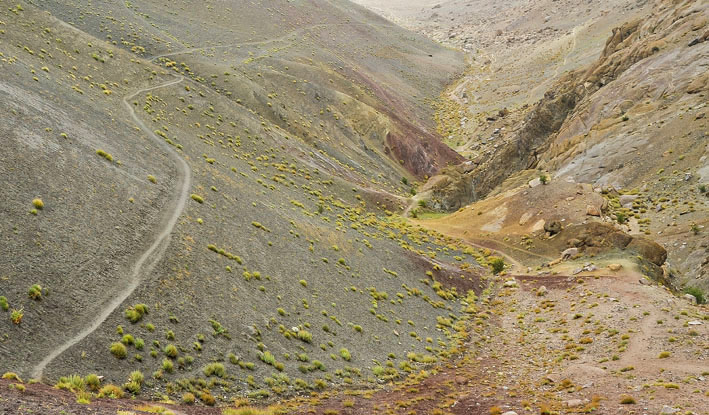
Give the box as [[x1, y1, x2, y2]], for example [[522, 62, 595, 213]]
[[31, 75, 192, 380], [148, 22, 394, 62]]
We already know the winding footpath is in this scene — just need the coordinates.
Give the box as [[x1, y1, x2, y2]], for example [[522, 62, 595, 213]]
[[31, 75, 192, 379]]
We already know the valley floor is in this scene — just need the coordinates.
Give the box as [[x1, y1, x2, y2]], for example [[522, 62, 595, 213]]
[[3, 257, 707, 414]]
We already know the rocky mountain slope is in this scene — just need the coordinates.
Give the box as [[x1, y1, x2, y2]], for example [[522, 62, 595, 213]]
[[411, 0, 709, 292], [0, 0, 707, 414], [0, 0, 474, 404]]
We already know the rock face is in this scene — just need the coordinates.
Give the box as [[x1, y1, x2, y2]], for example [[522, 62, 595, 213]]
[[554, 222, 667, 267], [423, 0, 708, 212]]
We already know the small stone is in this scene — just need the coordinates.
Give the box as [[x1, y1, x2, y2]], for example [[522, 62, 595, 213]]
[[564, 399, 584, 408], [537, 286, 548, 296], [561, 247, 578, 259], [502, 412, 518, 415], [608, 263, 623, 271], [529, 177, 541, 188], [455, 376, 467, 384], [684, 294, 698, 304], [586, 204, 601, 216], [504, 279, 518, 288], [660, 406, 680, 415], [619, 194, 637, 208], [688, 320, 702, 325]]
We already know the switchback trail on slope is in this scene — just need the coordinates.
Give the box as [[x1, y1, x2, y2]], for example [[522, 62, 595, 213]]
[[31, 75, 192, 379]]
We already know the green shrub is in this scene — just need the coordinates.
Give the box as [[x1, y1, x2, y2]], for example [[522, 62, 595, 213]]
[[0, 296, 8, 311], [489, 257, 505, 275], [616, 212, 628, 224], [32, 198, 44, 209], [339, 348, 351, 361], [120, 334, 134, 345], [190, 194, 204, 203]]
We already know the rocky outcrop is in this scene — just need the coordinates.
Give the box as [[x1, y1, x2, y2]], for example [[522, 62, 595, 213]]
[[556, 222, 667, 266]]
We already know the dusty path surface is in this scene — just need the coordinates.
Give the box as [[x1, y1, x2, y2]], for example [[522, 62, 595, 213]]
[[147, 22, 394, 62], [31, 75, 192, 380]]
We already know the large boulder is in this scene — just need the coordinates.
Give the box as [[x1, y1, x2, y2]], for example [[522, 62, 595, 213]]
[[627, 238, 667, 266]]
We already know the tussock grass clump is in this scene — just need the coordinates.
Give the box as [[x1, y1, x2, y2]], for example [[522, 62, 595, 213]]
[[0, 296, 8, 311], [182, 392, 196, 404], [204, 362, 226, 378], [10, 309, 23, 324], [10, 383, 25, 392], [191, 194, 204, 203], [619, 394, 636, 404], [98, 384, 124, 399], [2, 372, 22, 382], [339, 348, 351, 361], [297, 330, 313, 343], [121, 334, 134, 345], [28, 284, 42, 300], [260, 351, 276, 365], [164, 344, 178, 358], [32, 198, 44, 209], [110, 342, 127, 359], [85, 374, 101, 391], [56, 374, 85, 392], [125, 304, 148, 323], [96, 149, 113, 162], [162, 358, 174, 373], [200, 391, 216, 406]]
